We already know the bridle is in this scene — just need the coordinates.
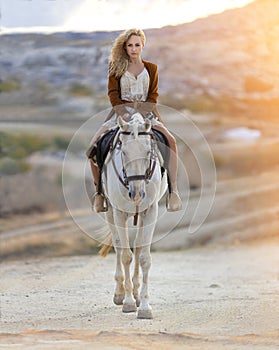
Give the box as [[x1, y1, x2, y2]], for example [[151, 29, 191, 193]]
[[111, 130, 157, 190]]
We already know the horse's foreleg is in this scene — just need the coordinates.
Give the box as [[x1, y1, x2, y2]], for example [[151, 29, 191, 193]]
[[132, 246, 141, 307], [105, 207, 125, 306], [137, 245, 153, 319], [113, 236, 125, 305], [133, 218, 143, 307], [114, 211, 137, 313], [137, 206, 157, 319], [121, 247, 137, 312]]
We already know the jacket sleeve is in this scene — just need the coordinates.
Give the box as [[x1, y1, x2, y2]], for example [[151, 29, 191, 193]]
[[108, 74, 128, 115], [146, 63, 159, 104], [108, 74, 122, 106]]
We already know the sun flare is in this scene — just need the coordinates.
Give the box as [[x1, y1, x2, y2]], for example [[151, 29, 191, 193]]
[[64, 0, 255, 32]]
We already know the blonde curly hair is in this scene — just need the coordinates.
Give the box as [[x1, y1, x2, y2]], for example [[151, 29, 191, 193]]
[[108, 28, 146, 78]]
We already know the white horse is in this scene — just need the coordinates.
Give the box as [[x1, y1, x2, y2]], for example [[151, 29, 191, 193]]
[[100, 113, 168, 319]]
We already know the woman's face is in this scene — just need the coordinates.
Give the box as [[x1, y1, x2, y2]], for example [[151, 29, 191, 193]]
[[125, 35, 144, 60]]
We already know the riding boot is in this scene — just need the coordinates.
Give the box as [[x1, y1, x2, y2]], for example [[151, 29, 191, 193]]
[[89, 159, 108, 213], [166, 183, 182, 212], [92, 192, 108, 213]]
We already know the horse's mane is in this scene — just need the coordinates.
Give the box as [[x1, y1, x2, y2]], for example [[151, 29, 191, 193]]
[[129, 113, 145, 139], [130, 113, 144, 124]]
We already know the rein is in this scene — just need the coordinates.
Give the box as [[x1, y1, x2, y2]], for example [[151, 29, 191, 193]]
[[108, 126, 157, 226], [111, 130, 157, 190]]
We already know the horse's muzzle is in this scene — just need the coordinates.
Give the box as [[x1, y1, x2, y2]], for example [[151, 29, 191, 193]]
[[128, 187, 145, 202]]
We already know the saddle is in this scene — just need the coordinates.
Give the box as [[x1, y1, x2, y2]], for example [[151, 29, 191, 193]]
[[96, 127, 119, 169], [89, 127, 170, 195], [93, 127, 170, 171], [86, 128, 118, 163]]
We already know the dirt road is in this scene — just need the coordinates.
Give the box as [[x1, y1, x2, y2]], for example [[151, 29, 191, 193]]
[[1, 239, 279, 349]]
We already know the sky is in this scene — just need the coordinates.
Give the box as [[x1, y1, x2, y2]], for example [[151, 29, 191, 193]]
[[0, 0, 255, 33]]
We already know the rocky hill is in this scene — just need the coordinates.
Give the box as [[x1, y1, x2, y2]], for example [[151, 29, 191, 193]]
[[0, 0, 279, 120], [147, 0, 279, 98]]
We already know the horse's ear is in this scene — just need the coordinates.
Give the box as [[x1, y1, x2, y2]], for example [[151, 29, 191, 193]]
[[144, 118, 152, 132], [118, 116, 128, 131]]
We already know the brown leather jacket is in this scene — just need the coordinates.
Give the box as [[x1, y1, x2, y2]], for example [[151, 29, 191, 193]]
[[105, 60, 163, 123]]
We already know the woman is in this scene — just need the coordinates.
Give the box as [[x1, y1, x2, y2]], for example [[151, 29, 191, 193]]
[[87, 28, 182, 212]]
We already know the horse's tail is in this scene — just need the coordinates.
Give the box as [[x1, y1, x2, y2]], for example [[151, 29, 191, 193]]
[[99, 232, 113, 258]]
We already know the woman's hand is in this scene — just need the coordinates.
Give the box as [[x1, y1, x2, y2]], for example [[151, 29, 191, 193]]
[[122, 113, 130, 121]]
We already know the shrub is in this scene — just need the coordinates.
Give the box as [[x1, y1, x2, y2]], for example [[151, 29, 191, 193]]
[[19, 134, 49, 155], [0, 157, 30, 176], [0, 132, 49, 159], [0, 79, 21, 93], [53, 136, 69, 150], [0, 132, 76, 176], [68, 82, 93, 97]]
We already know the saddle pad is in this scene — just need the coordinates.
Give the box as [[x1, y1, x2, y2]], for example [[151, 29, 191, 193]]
[[152, 129, 170, 168], [96, 127, 119, 169]]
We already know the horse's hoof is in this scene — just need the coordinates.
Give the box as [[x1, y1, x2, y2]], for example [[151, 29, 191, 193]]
[[135, 298, 140, 307], [113, 295, 124, 305], [122, 302, 137, 313], [137, 309, 153, 319]]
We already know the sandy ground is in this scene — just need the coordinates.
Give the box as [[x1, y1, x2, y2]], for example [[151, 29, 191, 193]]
[[1, 239, 279, 349], [1, 110, 279, 349]]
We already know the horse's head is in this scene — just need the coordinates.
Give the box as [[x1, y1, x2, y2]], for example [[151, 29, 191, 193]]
[[117, 113, 153, 204]]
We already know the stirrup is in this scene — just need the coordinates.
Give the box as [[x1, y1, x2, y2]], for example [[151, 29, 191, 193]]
[[166, 191, 182, 212], [92, 193, 108, 213]]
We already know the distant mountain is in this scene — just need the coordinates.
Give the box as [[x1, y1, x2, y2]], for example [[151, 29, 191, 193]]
[[0, 0, 278, 120], [146, 0, 279, 99]]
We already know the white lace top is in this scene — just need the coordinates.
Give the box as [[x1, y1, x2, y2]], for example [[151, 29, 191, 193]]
[[102, 67, 158, 129], [120, 68, 150, 102]]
